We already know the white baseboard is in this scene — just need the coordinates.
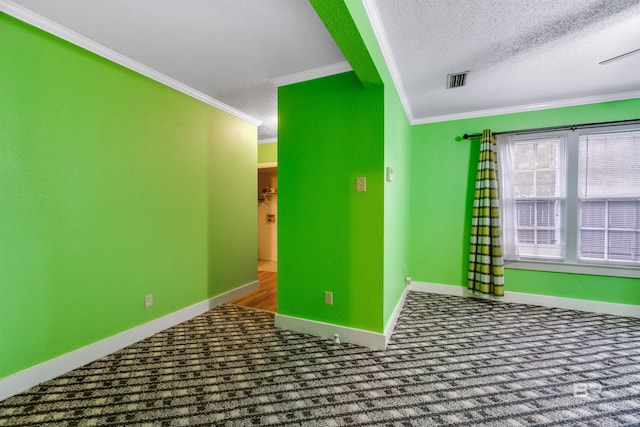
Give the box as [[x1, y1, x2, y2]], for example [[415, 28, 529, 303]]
[[502, 290, 640, 318], [384, 287, 409, 345], [409, 281, 640, 318], [274, 314, 387, 350], [207, 280, 260, 309], [0, 280, 259, 402], [408, 281, 465, 296], [275, 288, 409, 351]]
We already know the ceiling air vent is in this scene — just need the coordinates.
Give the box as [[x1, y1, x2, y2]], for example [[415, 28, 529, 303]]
[[446, 71, 469, 89]]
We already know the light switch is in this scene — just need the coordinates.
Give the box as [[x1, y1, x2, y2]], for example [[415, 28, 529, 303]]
[[386, 167, 394, 182], [325, 291, 333, 305], [356, 177, 366, 192]]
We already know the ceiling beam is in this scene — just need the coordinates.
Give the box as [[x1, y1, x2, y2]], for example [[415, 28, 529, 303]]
[[309, 0, 382, 87]]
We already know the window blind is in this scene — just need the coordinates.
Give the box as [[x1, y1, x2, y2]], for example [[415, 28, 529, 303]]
[[578, 131, 640, 262]]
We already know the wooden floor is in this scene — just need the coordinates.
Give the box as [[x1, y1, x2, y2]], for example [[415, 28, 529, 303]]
[[230, 270, 277, 312]]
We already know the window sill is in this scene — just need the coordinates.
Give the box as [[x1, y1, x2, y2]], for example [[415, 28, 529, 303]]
[[504, 260, 640, 279]]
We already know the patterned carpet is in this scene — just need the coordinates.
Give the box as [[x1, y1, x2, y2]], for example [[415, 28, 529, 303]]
[[2, 292, 640, 426]]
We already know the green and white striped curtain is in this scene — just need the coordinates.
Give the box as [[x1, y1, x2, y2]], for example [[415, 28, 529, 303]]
[[468, 129, 504, 297]]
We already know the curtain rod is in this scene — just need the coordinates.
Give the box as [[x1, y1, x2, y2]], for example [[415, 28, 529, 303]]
[[461, 118, 640, 140]]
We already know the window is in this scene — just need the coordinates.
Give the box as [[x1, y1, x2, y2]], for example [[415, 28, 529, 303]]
[[578, 131, 640, 263], [510, 136, 565, 259], [498, 127, 640, 268]]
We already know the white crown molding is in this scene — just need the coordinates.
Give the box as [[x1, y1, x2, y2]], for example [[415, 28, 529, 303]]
[[362, 0, 415, 123], [258, 138, 277, 145], [0, 280, 259, 401], [271, 61, 352, 87], [409, 281, 640, 318], [274, 314, 387, 350], [0, 0, 262, 127], [412, 89, 640, 125]]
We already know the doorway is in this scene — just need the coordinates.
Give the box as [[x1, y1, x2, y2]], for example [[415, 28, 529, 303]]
[[231, 165, 278, 312], [257, 166, 277, 271]]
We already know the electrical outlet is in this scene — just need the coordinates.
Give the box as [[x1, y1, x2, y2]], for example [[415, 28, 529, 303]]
[[325, 291, 333, 305], [356, 177, 366, 192], [145, 294, 153, 308]]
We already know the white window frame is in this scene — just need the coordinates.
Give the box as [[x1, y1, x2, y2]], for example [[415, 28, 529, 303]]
[[498, 125, 640, 279]]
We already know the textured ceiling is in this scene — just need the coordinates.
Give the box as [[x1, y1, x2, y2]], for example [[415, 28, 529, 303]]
[[10, 0, 348, 141], [6, 0, 640, 139], [372, 0, 640, 122]]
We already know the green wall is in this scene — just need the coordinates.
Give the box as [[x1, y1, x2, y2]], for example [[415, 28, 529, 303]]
[[0, 13, 257, 378], [280, 0, 412, 334], [343, 0, 412, 325], [382, 88, 412, 324], [258, 142, 278, 164], [410, 98, 640, 304], [278, 72, 385, 332]]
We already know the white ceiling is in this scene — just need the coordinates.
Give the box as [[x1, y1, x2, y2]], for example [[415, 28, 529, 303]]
[[369, 0, 640, 123], [7, 0, 349, 141], [6, 0, 640, 139]]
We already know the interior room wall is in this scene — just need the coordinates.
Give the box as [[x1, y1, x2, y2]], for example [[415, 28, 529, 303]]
[[381, 86, 412, 325], [0, 13, 257, 379], [343, 0, 413, 326], [409, 98, 640, 305], [258, 142, 278, 164], [278, 71, 386, 333], [298, 0, 413, 339]]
